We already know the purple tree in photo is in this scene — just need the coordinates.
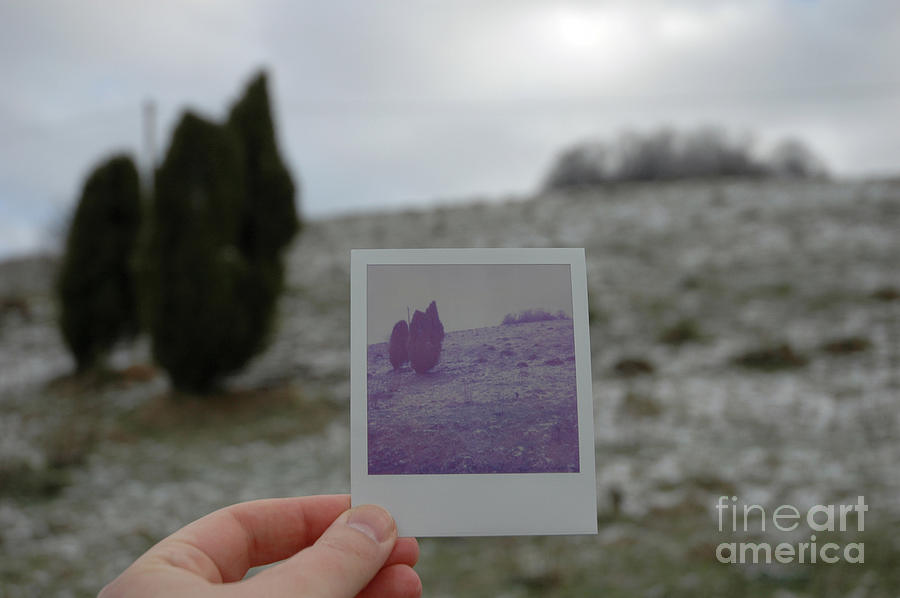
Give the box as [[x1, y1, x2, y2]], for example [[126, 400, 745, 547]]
[[389, 319, 409, 370], [408, 300, 444, 373], [425, 300, 445, 342]]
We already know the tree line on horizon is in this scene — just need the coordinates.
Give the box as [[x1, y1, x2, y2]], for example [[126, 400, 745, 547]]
[[56, 70, 299, 394], [501, 308, 570, 326], [543, 126, 828, 191]]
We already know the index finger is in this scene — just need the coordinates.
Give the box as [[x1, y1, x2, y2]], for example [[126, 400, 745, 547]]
[[148, 494, 351, 583]]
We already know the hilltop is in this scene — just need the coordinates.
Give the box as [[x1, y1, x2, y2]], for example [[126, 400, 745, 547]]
[[1, 178, 898, 596]]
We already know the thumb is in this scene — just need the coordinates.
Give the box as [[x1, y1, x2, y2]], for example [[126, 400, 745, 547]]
[[242, 504, 398, 598]]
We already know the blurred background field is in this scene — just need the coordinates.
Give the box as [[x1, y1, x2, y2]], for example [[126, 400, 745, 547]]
[[2, 177, 899, 596], [2, 1, 900, 596]]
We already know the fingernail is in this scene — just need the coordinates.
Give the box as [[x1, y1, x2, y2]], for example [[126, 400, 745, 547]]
[[346, 505, 394, 544]]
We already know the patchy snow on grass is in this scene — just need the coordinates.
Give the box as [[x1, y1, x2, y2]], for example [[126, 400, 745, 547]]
[[1, 179, 898, 595]]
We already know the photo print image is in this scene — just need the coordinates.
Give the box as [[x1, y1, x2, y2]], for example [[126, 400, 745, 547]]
[[366, 263, 579, 475]]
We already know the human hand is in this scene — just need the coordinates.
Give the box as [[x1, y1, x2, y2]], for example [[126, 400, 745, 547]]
[[98, 494, 421, 598]]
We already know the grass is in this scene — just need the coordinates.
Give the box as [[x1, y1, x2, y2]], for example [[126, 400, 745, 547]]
[[415, 513, 900, 598], [45, 364, 343, 445], [620, 391, 663, 418], [111, 383, 344, 446], [613, 357, 656, 377], [870, 286, 899, 302], [0, 462, 70, 500], [732, 343, 808, 371], [820, 336, 871, 355], [0, 376, 345, 504], [0, 388, 100, 501], [659, 318, 704, 345], [44, 361, 162, 399]]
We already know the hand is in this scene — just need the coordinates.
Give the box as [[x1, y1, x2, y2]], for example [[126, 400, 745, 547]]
[[98, 494, 421, 598]]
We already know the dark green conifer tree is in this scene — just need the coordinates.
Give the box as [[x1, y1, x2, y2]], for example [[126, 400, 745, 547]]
[[226, 71, 300, 348], [145, 112, 252, 392], [227, 70, 299, 258], [146, 71, 300, 393], [57, 154, 141, 371]]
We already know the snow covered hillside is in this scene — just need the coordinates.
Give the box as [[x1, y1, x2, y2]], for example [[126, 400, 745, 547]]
[[1, 178, 898, 596]]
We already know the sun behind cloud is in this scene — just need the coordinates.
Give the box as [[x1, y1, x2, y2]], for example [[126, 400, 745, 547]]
[[552, 6, 632, 52]]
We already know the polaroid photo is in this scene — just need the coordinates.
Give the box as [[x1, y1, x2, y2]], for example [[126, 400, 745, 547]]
[[350, 248, 597, 537]]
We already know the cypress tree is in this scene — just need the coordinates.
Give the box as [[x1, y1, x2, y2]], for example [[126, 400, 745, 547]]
[[146, 112, 253, 392], [57, 154, 141, 371], [227, 70, 299, 258], [146, 72, 300, 393], [225, 70, 300, 351], [408, 301, 444, 374], [389, 320, 409, 369]]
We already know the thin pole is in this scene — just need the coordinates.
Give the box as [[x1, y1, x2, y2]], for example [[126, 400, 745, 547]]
[[142, 99, 157, 195]]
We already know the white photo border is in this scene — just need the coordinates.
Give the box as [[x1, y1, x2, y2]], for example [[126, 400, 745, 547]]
[[351, 248, 597, 536]]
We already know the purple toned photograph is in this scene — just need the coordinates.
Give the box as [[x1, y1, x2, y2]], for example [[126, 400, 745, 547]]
[[367, 264, 579, 475]]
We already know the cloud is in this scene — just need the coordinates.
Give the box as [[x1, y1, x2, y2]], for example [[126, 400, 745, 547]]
[[0, 0, 898, 255]]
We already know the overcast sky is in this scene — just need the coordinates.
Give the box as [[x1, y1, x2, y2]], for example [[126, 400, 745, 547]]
[[1, 0, 899, 258], [367, 264, 573, 342]]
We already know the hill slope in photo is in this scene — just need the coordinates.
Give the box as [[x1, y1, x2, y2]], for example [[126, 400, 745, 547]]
[[367, 319, 579, 474]]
